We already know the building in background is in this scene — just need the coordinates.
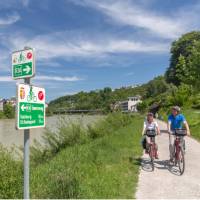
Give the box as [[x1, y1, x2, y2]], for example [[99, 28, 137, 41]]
[[114, 96, 142, 112]]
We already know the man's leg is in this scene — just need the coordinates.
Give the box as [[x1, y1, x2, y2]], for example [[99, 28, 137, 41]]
[[169, 134, 174, 160], [180, 137, 186, 153]]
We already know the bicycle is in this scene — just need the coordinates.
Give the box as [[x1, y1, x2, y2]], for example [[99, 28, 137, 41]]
[[146, 129, 158, 171], [170, 129, 187, 175]]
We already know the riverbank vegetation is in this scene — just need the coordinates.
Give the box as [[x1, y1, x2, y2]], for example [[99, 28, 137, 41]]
[[0, 104, 15, 119], [0, 113, 143, 198]]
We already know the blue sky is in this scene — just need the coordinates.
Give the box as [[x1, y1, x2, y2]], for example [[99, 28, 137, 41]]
[[0, 0, 200, 101]]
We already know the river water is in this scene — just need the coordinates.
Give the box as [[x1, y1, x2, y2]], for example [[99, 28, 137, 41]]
[[0, 115, 103, 148]]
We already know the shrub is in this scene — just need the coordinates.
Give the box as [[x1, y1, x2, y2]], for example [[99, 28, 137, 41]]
[[0, 145, 23, 199], [31, 113, 135, 165]]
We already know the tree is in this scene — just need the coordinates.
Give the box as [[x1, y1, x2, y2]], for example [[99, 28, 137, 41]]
[[165, 31, 200, 86], [145, 76, 168, 98], [137, 101, 148, 113]]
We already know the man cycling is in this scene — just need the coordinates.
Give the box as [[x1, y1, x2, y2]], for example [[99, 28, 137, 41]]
[[167, 106, 190, 162]]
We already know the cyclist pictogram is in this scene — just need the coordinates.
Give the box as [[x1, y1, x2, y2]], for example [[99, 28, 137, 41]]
[[27, 86, 37, 102]]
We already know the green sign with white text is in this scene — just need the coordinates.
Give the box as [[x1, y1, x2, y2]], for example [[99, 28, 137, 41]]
[[19, 102, 45, 128], [16, 84, 45, 129], [12, 49, 35, 79]]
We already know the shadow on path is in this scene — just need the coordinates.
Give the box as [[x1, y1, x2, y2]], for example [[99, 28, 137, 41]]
[[141, 157, 182, 176]]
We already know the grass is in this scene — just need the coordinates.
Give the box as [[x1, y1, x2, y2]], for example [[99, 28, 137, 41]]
[[0, 145, 23, 199], [30, 116, 143, 198], [181, 108, 200, 141], [0, 113, 143, 199]]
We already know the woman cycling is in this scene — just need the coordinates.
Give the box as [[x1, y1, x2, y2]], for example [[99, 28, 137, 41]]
[[142, 112, 160, 159]]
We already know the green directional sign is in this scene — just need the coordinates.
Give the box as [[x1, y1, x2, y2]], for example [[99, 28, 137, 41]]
[[12, 48, 35, 79], [16, 84, 45, 129]]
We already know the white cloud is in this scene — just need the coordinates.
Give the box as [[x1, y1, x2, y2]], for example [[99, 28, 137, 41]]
[[5, 31, 168, 63], [35, 75, 83, 82], [124, 72, 134, 76], [0, 13, 20, 25], [0, 75, 83, 82], [21, 0, 30, 7], [0, 76, 13, 82], [74, 0, 200, 39]]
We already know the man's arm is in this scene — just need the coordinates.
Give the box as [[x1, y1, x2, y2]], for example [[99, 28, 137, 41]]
[[184, 121, 191, 136]]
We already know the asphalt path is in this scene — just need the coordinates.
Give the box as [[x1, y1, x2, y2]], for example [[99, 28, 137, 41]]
[[136, 120, 200, 199]]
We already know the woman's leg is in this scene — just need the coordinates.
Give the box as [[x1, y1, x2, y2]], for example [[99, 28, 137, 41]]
[[146, 136, 150, 153]]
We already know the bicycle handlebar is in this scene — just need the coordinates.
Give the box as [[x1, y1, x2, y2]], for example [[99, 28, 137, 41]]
[[169, 129, 187, 136]]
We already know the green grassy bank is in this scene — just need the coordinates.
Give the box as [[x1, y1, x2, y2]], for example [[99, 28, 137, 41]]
[[0, 113, 143, 199], [181, 109, 200, 141]]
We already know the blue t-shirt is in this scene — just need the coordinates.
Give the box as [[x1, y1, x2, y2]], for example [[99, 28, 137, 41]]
[[168, 114, 186, 130]]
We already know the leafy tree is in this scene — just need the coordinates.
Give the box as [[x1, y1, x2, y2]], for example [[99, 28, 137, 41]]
[[165, 31, 200, 86], [137, 101, 148, 113], [145, 76, 168, 98], [168, 84, 193, 106]]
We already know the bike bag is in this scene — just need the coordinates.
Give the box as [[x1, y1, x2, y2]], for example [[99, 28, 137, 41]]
[[175, 129, 187, 136], [146, 129, 156, 137]]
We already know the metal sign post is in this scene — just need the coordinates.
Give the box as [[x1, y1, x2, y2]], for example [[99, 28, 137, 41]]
[[24, 77, 30, 199], [12, 47, 45, 199]]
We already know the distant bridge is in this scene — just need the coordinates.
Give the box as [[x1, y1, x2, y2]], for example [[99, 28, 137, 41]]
[[52, 109, 103, 114]]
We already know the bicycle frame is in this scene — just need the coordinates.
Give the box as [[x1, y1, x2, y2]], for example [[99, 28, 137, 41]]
[[174, 136, 181, 160], [149, 137, 156, 158], [172, 134, 185, 175]]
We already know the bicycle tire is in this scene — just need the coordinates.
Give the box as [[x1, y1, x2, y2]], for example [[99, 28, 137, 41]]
[[178, 148, 185, 175], [149, 145, 154, 171]]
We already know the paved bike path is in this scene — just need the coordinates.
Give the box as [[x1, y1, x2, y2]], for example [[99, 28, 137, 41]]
[[136, 120, 200, 199]]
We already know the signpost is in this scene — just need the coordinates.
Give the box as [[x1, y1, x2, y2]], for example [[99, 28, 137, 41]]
[[16, 84, 45, 129], [12, 48, 35, 79], [12, 47, 44, 199]]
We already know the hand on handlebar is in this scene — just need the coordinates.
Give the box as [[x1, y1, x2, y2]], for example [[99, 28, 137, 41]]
[[168, 130, 172, 134]]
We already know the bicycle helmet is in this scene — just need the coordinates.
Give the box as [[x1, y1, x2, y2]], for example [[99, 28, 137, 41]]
[[172, 106, 181, 112], [147, 112, 153, 117]]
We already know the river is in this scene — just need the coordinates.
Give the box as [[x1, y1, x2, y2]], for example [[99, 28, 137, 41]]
[[0, 114, 103, 148]]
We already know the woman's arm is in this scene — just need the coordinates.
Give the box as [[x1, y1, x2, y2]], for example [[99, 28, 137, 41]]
[[156, 126, 160, 135], [142, 122, 146, 135]]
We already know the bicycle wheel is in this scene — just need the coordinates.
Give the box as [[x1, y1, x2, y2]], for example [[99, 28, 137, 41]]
[[149, 145, 154, 171], [178, 148, 185, 175]]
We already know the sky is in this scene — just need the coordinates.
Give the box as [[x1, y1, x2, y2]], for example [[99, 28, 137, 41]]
[[0, 0, 200, 101]]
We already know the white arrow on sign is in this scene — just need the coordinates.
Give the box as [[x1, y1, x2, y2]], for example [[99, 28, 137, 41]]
[[23, 65, 31, 74], [21, 104, 26, 111]]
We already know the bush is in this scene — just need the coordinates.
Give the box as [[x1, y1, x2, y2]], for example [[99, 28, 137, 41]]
[[0, 111, 5, 119], [3, 104, 15, 119], [0, 145, 23, 199], [137, 101, 148, 113], [31, 113, 135, 165]]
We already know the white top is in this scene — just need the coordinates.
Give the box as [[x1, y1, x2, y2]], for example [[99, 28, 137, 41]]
[[144, 120, 158, 131]]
